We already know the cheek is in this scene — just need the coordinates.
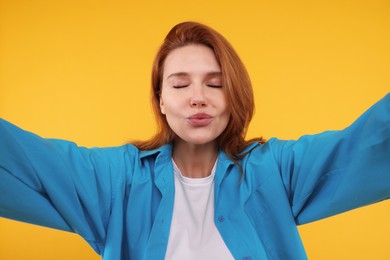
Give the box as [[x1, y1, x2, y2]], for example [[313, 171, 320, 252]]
[[220, 107, 231, 131], [222, 112, 231, 130], [159, 89, 174, 115], [160, 95, 183, 127], [160, 96, 176, 115], [220, 98, 230, 118]]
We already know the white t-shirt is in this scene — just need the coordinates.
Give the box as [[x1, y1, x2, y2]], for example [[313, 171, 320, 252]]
[[165, 159, 234, 259]]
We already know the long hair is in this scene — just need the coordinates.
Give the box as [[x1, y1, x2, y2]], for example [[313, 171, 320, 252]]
[[132, 21, 265, 161]]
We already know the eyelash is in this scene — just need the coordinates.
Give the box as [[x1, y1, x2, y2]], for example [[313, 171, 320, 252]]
[[173, 85, 223, 89], [207, 85, 223, 88]]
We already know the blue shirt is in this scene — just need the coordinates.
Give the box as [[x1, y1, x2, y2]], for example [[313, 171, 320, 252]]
[[1, 93, 389, 259]]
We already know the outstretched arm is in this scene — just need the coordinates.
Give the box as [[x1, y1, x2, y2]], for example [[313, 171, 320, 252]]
[[270, 93, 390, 224], [0, 119, 134, 253]]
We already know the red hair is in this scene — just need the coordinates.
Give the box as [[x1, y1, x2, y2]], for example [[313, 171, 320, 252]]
[[132, 21, 265, 160]]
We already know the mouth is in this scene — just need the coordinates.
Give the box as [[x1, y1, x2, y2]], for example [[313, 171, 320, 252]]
[[187, 113, 213, 127]]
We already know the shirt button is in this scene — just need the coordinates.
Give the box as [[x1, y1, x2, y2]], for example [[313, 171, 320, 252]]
[[218, 215, 225, 222], [242, 257, 252, 260]]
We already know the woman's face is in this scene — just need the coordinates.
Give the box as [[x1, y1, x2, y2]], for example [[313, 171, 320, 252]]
[[160, 44, 230, 146]]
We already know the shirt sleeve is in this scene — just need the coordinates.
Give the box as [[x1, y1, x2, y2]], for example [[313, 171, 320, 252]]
[[0, 119, 134, 253], [269, 93, 390, 225]]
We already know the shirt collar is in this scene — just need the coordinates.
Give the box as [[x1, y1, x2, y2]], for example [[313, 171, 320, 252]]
[[138, 142, 258, 196], [139, 143, 173, 160], [217, 141, 259, 164], [139, 141, 259, 165]]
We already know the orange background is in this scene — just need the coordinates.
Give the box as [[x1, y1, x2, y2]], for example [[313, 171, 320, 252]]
[[0, 0, 389, 259]]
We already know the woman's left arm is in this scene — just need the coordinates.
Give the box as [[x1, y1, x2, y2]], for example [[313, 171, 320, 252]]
[[270, 93, 390, 224]]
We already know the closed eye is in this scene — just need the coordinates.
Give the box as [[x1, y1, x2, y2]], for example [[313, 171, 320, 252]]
[[173, 85, 189, 89], [207, 85, 223, 88]]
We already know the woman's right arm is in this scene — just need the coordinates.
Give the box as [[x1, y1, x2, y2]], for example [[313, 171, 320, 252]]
[[0, 118, 135, 253]]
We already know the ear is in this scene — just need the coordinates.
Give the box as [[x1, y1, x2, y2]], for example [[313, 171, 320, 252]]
[[159, 96, 166, 115]]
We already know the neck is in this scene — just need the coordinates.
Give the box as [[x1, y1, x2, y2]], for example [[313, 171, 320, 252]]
[[172, 140, 219, 178]]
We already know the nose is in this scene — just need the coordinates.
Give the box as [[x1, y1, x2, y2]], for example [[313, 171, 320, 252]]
[[190, 85, 207, 108]]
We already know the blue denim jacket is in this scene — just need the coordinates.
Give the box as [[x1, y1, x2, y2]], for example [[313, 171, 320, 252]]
[[0, 93, 389, 259]]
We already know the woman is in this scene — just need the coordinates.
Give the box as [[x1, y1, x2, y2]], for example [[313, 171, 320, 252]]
[[0, 21, 389, 259]]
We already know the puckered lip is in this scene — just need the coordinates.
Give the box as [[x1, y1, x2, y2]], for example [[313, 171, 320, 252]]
[[187, 113, 213, 119], [187, 113, 214, 126]]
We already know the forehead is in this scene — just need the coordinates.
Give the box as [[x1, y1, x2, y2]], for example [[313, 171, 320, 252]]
[[163, 44, 221, 78]]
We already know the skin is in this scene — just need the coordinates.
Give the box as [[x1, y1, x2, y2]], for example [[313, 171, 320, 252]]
[[160, 44, 230, 178]]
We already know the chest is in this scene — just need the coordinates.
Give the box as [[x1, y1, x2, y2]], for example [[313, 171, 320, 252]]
[[120, 157, 307, 259]]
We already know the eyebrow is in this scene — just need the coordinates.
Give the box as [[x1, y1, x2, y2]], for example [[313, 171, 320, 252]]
[[166, 71, 222, 80]]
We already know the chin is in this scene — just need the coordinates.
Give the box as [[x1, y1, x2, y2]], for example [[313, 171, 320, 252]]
[[174, 128, 225, 146], [186, 136, 219, 146]]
